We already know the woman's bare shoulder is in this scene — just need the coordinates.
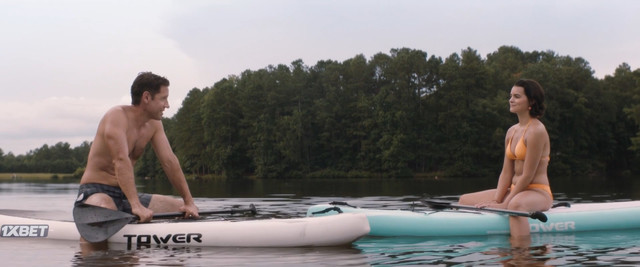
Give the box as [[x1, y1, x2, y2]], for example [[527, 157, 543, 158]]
[[528, 120, 550, 143], [532, 120, 549, 134]]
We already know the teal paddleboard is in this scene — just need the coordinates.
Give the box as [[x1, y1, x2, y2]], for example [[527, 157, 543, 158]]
[[307, 201, 640, 237]]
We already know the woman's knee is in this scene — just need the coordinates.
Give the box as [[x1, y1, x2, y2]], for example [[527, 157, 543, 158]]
[[507, 200, 523, 211], [458, 194, 473, 205], [458, 189, 495, 205], [508, 192, 551, 211]]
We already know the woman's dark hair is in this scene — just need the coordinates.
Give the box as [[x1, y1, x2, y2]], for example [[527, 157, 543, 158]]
[[130, 72, 170, 105], [514, 79, 545, 118]]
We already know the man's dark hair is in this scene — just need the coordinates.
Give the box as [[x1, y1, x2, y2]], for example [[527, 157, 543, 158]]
[[131, 72, 170, 105]]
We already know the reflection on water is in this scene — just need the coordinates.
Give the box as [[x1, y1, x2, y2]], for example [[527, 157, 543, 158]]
[[2, 177, 640, 266], [357, 230, 640, 266], [73, 243, 369, 267]]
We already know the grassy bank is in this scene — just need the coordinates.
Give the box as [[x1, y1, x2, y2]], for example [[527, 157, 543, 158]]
[[1, 172, 445, 181], [0, 173, 75, 180]]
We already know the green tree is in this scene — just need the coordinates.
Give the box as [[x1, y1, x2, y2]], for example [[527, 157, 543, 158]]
[[0, 148, 5, 172], [521, 51, 601, 176], [427, 48, 495, 176], [172, 88, 210, 176], [603, 63, 640, 174], [126, 46, 640, 179], [201, 77, 251, 178]]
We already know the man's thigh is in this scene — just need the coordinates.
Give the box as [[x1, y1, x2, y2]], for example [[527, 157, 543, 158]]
[[84, 193, 117, 210]]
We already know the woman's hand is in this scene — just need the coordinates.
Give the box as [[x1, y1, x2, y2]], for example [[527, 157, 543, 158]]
[[476, 199, 509, 209], [475, 199, 498, 208]]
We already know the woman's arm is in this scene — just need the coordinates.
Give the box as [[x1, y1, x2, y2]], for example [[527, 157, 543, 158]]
[[494, 156, 514, 203], [494, 129, 515, 204]]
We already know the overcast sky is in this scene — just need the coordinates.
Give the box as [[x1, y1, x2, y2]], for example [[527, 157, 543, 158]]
[[1, 0, 639, 155]]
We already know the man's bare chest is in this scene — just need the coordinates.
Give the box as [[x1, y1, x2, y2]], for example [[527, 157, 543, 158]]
[[127, 128, 153, 160]]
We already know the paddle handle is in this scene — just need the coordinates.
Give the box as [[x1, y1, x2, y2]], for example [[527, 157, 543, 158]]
[[460, 204, 548, 222], [421, 199, 548, 222], [152, 204, 257, 219]]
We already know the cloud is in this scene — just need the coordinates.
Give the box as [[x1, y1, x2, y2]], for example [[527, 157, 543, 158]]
[[0, 96, 118, 154], [162, 0, 640, 80], [0, 0, 206, 154], [0, 92, 190, 155]]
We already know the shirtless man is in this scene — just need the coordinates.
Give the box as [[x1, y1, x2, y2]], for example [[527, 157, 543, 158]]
[[74, 72, 199, 227]]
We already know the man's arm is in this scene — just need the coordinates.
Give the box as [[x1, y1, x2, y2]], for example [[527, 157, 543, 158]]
[[150, 121, 199, 217], [103, 109, 154, 222]]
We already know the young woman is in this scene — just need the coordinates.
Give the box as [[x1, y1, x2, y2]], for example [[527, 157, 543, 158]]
[[458, 79, 552, 237]]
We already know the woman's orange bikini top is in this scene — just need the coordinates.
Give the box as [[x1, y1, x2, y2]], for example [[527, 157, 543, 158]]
[[506, 120, 550, 161]]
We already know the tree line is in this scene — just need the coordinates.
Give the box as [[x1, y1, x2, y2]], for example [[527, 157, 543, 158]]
[[2, 46, 639, 179], [0, 142, 90, 176]]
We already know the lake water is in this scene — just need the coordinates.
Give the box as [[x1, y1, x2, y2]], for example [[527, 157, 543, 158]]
[[1, 176, 640, 266]]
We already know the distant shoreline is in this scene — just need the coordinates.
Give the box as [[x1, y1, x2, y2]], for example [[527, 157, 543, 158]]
[[0, 172, 445, 181], [0, 173, 75, 180]]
